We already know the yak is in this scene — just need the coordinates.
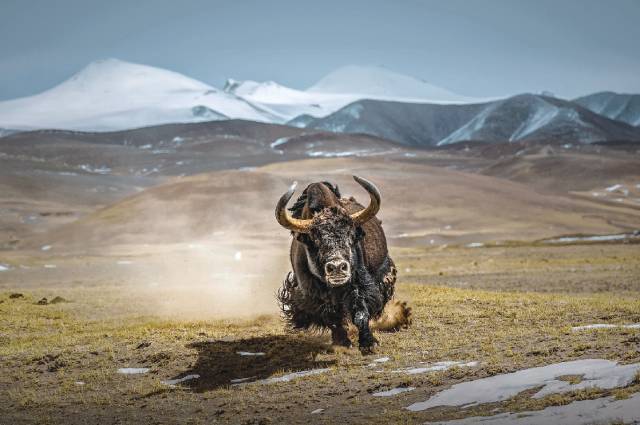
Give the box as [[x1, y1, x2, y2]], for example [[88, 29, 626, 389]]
[[275, 175, 410, 354]]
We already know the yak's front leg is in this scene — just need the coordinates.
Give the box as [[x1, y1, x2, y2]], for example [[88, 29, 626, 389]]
[[329, 323, 352, 348], [350, 291, 378, 354]]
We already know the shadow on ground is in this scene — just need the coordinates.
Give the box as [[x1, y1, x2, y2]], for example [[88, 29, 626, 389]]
[[175, 334, 334, 391]]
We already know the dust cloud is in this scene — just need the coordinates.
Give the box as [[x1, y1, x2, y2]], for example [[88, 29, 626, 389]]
[[98, 234, 292, 320]]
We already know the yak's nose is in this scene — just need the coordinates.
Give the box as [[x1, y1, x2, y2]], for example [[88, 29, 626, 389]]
[[325, 259, 349, 275]]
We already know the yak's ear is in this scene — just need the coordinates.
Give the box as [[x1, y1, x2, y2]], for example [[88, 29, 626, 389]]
[[355, 226, 366, 242]]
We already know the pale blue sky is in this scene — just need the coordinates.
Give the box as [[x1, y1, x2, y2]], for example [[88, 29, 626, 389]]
[[1, 0, 639, 100]]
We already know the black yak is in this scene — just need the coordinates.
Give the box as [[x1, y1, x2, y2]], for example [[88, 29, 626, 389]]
[[275, 175, 410, 354]]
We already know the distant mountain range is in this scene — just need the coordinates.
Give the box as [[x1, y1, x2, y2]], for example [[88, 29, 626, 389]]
[[300, 94, 640, 147], [0, 59, 479, 132], [0, 59, 638, 146]]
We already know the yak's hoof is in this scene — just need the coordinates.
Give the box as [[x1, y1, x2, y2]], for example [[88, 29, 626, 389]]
[[359, 344, 376, 355], [359, 336, 379, 355]]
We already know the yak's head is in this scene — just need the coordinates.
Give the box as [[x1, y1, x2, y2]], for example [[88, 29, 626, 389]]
[[275, 176, 381, 287]]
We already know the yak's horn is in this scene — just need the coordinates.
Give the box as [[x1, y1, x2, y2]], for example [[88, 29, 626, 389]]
[[350, 175, 381, 225], [275, 182, 312, 233]]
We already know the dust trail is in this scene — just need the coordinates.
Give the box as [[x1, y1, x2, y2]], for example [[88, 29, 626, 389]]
[[102, 235, 291, 319]]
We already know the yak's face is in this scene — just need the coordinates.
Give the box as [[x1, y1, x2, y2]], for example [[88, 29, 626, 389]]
[[305, 207, 361, 287]]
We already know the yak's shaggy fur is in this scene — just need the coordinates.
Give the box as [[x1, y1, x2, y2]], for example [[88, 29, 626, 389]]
[[277, 181, 410, 353]]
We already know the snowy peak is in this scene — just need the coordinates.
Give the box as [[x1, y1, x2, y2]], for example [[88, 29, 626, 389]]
[[62, 58, 211, 94], [0, 59, 274, 131], [308, 65, 476, 103], [223, 79, 311, 103]]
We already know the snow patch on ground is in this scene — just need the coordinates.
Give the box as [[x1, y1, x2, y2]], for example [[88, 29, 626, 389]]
[[372, 386, 415, 397], [162, 374, 200, 386], [427, 392, 640, 425], [466, 243, 484, 248], [117, 367, 150, 374], [270, 137, 289, 150], [0, 264, 9, 271], [544, 233, 635, 244], [310, 408, 325, 414], [230, 376, 256, 384], [572, 323, 640, 331], [236, 351, 265, 356], [405, 359, 640, 412], [249, 369, 330, 385], [41, 245, 52, 251], [395, 361, 478, 375]]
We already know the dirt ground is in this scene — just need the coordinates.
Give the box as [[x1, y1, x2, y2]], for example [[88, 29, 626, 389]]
[[1, 241, 639, 424]]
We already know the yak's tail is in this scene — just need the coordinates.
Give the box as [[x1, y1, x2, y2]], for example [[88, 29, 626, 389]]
[[370, 299, 412, 332]]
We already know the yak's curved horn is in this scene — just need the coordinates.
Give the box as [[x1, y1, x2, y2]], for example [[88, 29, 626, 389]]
[[275, 182, 312, 233], [350, 175, 381, 225]]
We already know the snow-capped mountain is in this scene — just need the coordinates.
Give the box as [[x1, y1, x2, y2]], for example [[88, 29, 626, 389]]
[[224, 65, 482, 123], [0, 60, 482, 132], [574, 92, 640, 126], [303, 94, 640, 147], [0, 59, 278, 131], [223, 79, 359, 122], [308, 65, 477, 103]]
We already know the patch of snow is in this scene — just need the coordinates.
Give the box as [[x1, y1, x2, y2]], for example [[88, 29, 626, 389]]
[[605, 184, 623, 192], [41, 245, 52, 251], [117, 367, 150, 374], [162, 374, 200, 386], [572, 323, 640, 331], [79, 164, 111, 174], [230, 376, 256, 384], [544, 233, 634, 244], [466, 243, 484, 248], [270, 137, 289, 150], [116, 260, 133, 265], [367, 356, 391, 367], [234, 251, 242, 261], [253, 368, 330, 385], [427, 392, 640, 425], [0, 264, 9, 271], [395, 361, 478, 375], [405, 359, 640, 412], [310, 408, 325, 414], [139, 144, 152, 150], [372, 386, 416, 397], [236, 351, 265, 356], [75, 381, 85, 386], [44, 264, 57, 269]]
